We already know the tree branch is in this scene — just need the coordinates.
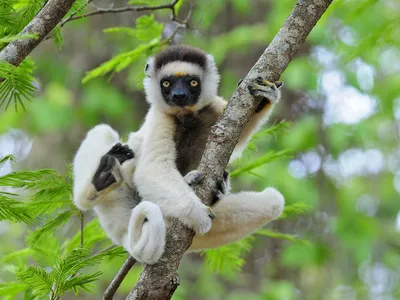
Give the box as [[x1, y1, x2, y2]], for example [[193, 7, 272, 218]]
[[103, 256, 137, 300], [125, 0, 333, 299], [0, 0, 77, 68]]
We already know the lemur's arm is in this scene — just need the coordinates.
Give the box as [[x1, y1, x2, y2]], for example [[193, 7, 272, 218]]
[[230, 79, 283, 162], [134, 107, 215, 235], [73, 124, 134, 211]]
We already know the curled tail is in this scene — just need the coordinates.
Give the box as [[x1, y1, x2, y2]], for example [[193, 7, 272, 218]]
[[124, 201, 166, 265]]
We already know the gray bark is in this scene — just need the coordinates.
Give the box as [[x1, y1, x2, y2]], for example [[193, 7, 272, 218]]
[[0, 0, 77, 67], [126, 0, 333, 299]]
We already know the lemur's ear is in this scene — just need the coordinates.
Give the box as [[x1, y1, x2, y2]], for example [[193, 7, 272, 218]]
[[144, 63, 150, 78], [144, 57, 155, 78]]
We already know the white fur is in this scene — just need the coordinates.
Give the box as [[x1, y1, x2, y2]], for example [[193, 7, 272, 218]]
[[73, 47, 285, 263], [134, 107, 214, 235], [138, 48, 284, 236], [190, 188, 284, 250], [73, 125, 166, 265]]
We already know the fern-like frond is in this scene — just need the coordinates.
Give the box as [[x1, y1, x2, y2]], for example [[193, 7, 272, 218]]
[[0, 282, 29, 298], [256, 229, 311, 246], [17, 266, 54, 294], [202, 235, 254, 279], [64, 218, 108, 254], [0, 154, 15, 168], [0, 194, 36, 225], [0, 168, 73, 215], [279, 202, 313, 219], [62, 271, 102, 294], [28, 211, 75, 246], [0, 59, 36, 111], [0, 33, 38, 45], [14, 0, 43, 33], [230, 149, 292, 177], [82, 38, 162, 83]]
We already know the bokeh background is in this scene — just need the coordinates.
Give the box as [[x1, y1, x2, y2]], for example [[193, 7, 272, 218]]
[[1, 0, 400, 299]]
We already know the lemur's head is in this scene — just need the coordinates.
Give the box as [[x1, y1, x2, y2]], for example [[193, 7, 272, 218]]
[[144, 45, 220, 114]]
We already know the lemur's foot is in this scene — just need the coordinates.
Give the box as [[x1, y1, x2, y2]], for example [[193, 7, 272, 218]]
[[92, 143, 135, 192], [181, 200, 216, 235], [211, 170, 229, 206], [107, 142, 134, 164], [92, 155, 117, 191], [248, 77, 283, 113], [184, 170, 205, 185]]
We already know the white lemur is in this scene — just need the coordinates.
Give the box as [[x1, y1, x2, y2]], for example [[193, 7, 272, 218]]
[[73, 45, 284, 265]]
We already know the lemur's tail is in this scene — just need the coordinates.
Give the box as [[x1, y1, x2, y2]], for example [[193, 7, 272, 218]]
[[125, 201, 166, 265]]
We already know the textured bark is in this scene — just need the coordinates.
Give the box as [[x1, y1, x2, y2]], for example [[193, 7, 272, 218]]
[[127, 0, 333, 299], [0, 0, 77, 67]]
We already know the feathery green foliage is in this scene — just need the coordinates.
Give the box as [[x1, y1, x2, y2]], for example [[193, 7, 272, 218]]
[[202, 236, 255, 279], [83, 15, 165, 83], [230, 149, 292, 177], [0, 59, 36, 111]]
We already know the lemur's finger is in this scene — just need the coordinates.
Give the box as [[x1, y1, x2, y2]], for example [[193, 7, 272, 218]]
[[109, 143, 123, 154], [237, 78, 243, 87], [103, 172, 116, 188], [275, 81, 284, 88], [256, 77, 275, 87], [223, 170, 229, 181]]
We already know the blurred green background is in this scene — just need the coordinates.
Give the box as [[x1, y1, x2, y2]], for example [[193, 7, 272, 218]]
[[1, 0, 399, 299]]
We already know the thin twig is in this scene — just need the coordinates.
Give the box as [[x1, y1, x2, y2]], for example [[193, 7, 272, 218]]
[[79, 211, 84, 247], [59, 0, 95, 28], [63, 0, 179, 25], [103, 256, 137, 300]]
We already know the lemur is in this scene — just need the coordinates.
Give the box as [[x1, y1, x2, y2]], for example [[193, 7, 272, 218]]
[[73, 45, 284, 265]]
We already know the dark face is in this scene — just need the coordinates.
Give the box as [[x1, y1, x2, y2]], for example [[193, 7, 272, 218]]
[[160, 75, 201, 107]]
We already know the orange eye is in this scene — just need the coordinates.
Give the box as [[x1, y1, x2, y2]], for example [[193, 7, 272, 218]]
[[162, 81, 170, 88], [190, 80, 199, 87]]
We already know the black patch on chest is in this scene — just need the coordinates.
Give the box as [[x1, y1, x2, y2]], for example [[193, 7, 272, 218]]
[[173, 105, 220, 175]]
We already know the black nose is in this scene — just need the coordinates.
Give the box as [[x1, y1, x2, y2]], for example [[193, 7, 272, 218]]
[[172, 93, 187, 101]]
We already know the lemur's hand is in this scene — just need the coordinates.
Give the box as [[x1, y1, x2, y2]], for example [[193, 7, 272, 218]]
[[92, 143, 134, 191], [107, 142, 134, 164], [184, 170, 205, 185], [211, 170, 229, 206], [248, 78, 283, 113]]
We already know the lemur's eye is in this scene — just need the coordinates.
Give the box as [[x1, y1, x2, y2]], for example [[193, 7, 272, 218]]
[[190, 79, 199, 87], [162, 81, 170, 88]]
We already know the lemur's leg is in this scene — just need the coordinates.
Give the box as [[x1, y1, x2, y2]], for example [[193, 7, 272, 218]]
[[73, 125, 134, 211], [231, 79, 283, 162], [123, 201, 166, 265], [189, 187, 284, 251]]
